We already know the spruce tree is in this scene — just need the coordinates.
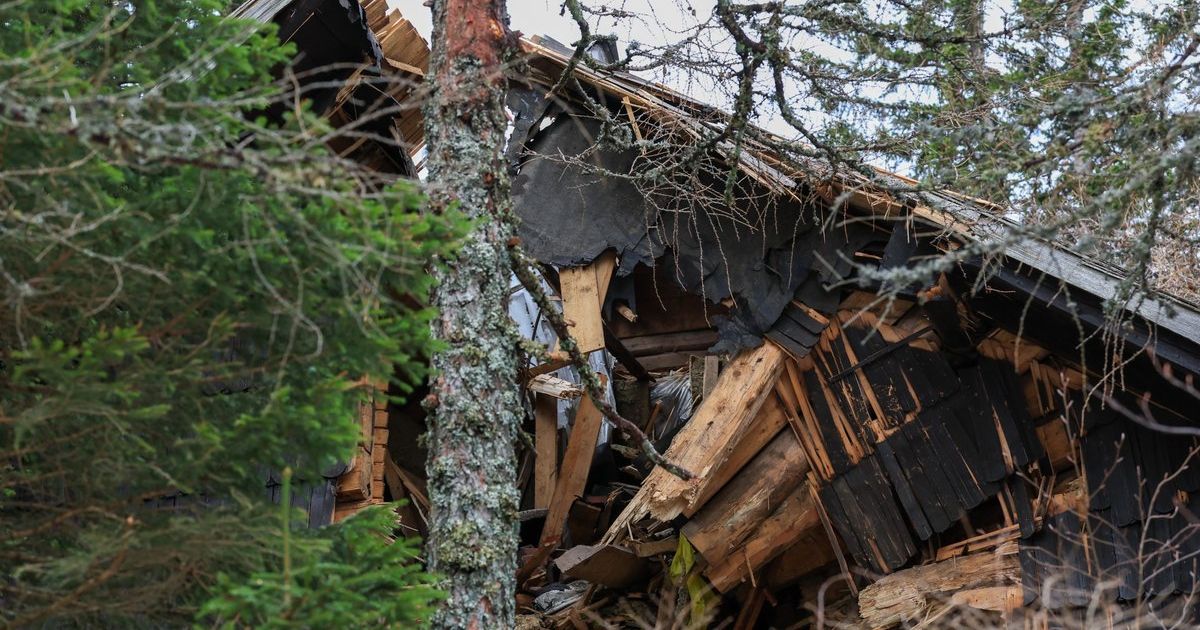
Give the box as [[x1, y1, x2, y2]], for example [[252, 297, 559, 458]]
[[0, 1, 457, 626]]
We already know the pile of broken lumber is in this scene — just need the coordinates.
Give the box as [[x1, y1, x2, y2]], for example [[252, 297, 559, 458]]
[[509, 254, 1115, 628]]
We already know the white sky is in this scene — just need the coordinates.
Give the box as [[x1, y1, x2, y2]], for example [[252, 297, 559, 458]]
[[387, 1, 708, 56]]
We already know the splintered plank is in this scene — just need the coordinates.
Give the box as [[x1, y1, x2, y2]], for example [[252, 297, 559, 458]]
[[704, 485, 822, 593], [858, 548, 1021, 629], [557, 252, 616, 354], [529, 374, 583, 400], [682, 429, 809, 567], [602, 342, 786, 540], [685, 390, 790, 516]]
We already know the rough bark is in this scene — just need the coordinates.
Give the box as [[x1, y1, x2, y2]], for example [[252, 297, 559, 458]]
[[423, 1, 520, 628]]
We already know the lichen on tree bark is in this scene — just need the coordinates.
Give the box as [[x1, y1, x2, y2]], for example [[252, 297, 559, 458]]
[[423, 1, 520, 628]]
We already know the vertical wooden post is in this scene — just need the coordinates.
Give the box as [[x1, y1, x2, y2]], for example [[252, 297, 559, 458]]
[[534, 394, 558, 509]]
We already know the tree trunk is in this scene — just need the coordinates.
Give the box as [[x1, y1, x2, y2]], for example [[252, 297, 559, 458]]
[[423, 1, 519, 628]]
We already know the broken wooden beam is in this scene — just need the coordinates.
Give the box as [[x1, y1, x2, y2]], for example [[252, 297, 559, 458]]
[[602, 341, 787, 538], [539, 388, 604, 548], [682, 428, 809, 567], [685, 390, 790, 516], [704, 484, 822, 593], [857, 547, 1020, 629], [556, 252, 616, 354]]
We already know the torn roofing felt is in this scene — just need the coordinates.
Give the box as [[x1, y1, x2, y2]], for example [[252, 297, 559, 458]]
[[513, 115, 663, 276], [511, 106, 886, 353]]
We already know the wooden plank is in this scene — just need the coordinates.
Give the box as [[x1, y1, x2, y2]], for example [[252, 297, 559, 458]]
[[704, 484, 822, 593], [682, 429, 809, 566], [632, 537, 678, 557], [619, 329, 718, 356], [537, 380, 606, 551], [529, 374, 583, 399], [553, 544, 649, 588], [803, 368, 857, 474], [684, 389, 790, 516], [785, 361, 835, 479], [557, 252, 616, 354], [534, 393, 558, 510], [857, 548, 1021, 629], [602, 342, 786, 539]]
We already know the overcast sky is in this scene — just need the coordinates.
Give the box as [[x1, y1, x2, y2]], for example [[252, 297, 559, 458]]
[[386, 1, 708, 56]]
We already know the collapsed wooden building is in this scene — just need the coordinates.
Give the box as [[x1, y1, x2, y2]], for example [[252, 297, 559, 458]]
[[240, 1, 1200, 626]]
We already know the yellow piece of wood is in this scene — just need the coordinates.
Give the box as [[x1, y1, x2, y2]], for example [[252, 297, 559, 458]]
[[556, 252, 616, 354]]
